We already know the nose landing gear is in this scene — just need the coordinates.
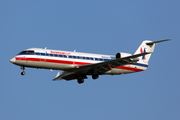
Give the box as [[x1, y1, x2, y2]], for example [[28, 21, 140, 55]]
[[21, 66, 25, 75]]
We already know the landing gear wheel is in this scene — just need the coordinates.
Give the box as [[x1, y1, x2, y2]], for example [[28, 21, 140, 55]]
[[21, 71, 25, 75], [77, 78, 84, 84], [92, 73, 99, 80], [21, 66, 25, 76]]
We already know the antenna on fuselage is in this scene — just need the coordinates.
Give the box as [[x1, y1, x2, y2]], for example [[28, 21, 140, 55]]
[[45, 47, 47, 49], [74, 50, 76, 52]]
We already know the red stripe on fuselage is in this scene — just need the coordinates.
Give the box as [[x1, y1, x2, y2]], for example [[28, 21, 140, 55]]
[[16, 57, 40, 62], [15, 57, 91, 65], [119, 66, 143, 72], [46, 59, 73, 64], [15, 57, 144, 72]]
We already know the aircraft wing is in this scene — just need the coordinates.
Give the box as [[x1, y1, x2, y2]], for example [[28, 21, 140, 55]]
[[53, 52, 150, 81]]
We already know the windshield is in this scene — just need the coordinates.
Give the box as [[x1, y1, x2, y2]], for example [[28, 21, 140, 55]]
[[18, 50, 35, 55]]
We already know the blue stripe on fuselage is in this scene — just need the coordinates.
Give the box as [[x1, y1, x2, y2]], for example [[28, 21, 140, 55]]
[[18, 52, 149, 67], [18, 52, 111, 62], [132, 63, 148, 67]]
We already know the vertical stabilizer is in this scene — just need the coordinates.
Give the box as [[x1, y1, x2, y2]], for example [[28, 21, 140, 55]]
[[134, 39, 172, 65], [134, 40, 155, 65]]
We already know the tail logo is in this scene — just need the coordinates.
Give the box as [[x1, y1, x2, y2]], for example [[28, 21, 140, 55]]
[[140, 47, 146, 60]]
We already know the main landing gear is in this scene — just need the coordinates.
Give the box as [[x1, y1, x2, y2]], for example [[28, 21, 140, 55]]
[[77, 78, 84, 84], [21, 66, 25, 75], [77, 73, 99, 84], [92, 73, 99, 80], [77, 75, 87, 84]]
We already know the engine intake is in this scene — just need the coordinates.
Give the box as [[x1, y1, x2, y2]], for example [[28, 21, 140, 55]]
[[116, 53, 121, 58], [116, 52, 132, 59]]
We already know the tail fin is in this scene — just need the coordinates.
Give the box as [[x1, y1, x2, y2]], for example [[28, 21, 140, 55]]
[[134, 39, 172, 65]]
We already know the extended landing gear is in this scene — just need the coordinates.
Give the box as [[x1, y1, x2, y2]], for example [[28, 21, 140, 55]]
[[77, 75, 87, 84], [21, 71, 25, 75], [92, 73, 99, 80], [77, 78, 84, 84], [21, 66, 25, 76]]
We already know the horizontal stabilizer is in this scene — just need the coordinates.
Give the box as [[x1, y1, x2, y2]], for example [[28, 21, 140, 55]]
[[146, 39, 172, 45]]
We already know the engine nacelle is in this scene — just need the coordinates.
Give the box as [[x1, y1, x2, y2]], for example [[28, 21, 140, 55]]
[[116, 52, 139, 63], [116, 52, 132, 59]]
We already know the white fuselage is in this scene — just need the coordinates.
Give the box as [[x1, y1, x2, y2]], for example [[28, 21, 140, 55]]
[[10, 48, 148, 75]]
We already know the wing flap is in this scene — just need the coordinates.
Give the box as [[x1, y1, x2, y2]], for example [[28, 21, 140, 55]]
[[53, 71, 76, 81]]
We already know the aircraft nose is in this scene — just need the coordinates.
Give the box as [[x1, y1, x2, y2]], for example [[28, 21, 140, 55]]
[[10, 57, 16, 63]]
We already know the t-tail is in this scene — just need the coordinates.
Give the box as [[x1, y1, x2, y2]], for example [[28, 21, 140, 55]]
[[134, 39, 172, 65]]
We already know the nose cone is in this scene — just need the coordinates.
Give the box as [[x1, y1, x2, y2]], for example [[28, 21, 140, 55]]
[[10, 57, 16, 63]]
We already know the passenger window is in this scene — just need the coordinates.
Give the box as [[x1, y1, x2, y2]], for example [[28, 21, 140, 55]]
[[35, 53, 41, 55], [45, 53, 49, 56], [41, 53, 45, 56], [95, 58, 98, 61], [104, 59, 108, 61], [99, 58, 103, 61]]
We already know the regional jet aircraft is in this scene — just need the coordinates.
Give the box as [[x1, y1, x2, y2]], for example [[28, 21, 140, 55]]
[[10, 39, 171, 84]]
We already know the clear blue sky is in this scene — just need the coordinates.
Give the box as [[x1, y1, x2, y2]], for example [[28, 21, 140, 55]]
[[0, 0, 179, 120]]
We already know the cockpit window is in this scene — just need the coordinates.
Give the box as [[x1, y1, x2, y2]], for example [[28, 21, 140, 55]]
[[18, 50, 35, 55]]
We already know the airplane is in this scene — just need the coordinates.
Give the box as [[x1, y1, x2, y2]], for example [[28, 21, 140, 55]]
[[10, 39, 172, 84]]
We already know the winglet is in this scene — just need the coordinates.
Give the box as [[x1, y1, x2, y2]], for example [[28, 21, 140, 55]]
[[146, 39, 172, 45]]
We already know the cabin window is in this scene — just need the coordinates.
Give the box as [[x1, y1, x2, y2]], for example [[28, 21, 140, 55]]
[[35, 53, 41, 55], [50, 54, 53, 57], [45, 53, 49, 56], [41, 53, 45, 56], [54, 54, 58, 57], [99, 58, 103, 61], [104, 59, 109, 62]]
